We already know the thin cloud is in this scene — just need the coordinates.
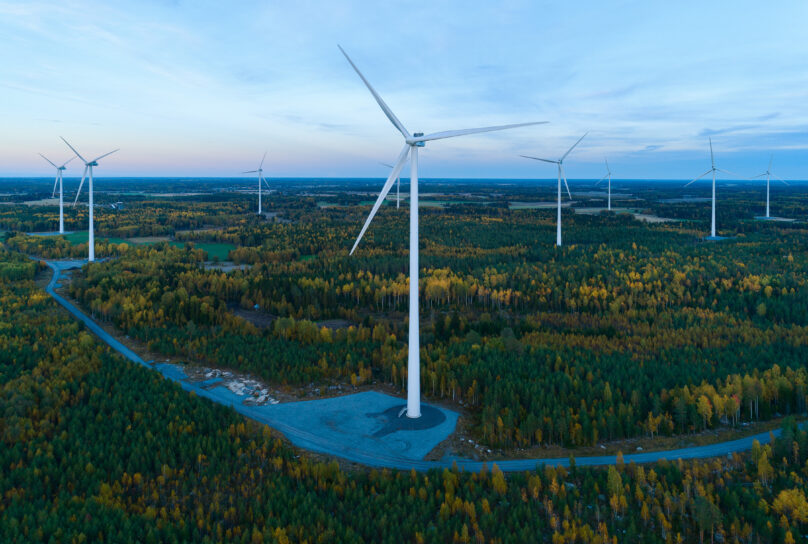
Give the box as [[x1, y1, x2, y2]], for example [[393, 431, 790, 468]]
[[699, 125, 761, 137], [0, 1, 807, 178]]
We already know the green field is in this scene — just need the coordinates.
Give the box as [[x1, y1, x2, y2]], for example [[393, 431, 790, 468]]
[[64, 231, 130, 246], [509, 201, 562, 209], [316, 201, 345, 208], [356, 199, 484, 208], [62, 232, 235, 261], [167, 241, 235, 261]]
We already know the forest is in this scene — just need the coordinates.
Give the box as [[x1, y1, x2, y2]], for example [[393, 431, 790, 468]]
[[1, 244, 808, 542], [5, 179, 805, 451]]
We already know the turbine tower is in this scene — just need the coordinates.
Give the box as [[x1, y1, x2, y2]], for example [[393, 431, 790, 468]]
[[61, 137, 118, 262], [39, 153, 74, 234], [684, 138, 735, 239], [244, 152, 271, 215], [341, 45, 545, 418], [752, 156, 788, 219], [595, 158, 612, 211], [380, 162, 400, 209], [521, 133, 587, 247]]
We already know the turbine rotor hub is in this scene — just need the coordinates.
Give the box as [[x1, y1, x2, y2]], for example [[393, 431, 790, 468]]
[[412, 132, 425, 147]]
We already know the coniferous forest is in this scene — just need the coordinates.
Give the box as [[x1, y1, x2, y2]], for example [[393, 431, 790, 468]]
[[2, 178, 808, 542]]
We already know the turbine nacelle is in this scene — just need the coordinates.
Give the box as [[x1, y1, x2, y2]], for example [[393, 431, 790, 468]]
[[40, 152, 74, 227], [520, 132, 587, 201], [683, 141, 737, 188], [244, 151, 270, 214], [39, 153, 74, 172], [752, 158, 788, 187], [59, 137, 117, 262], [340, 44, 545, 418], [595, 160, 611, 186], [685, 139, 737, 238], [339, 45, 545, 153]]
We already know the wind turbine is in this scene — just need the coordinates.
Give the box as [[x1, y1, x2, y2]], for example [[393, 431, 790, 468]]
[[61, 137, 119, 262], [752, 156, 788, 219], [521, 133, 588, 247], [595, 158, 612, 211], [684, 138, 736, 239], [341, 45, 545, 419], [380, 162, 400, 209], [243, 152, 271, 215], [39, 153, 74, 234]]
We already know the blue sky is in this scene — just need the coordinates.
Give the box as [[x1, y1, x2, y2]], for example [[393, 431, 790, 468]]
[[1, 0, 807, 179]]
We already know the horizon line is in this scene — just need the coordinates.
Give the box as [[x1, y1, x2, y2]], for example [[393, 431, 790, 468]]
[[1, 176, 806, 183]]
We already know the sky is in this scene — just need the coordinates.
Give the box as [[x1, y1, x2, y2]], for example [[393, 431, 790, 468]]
[[1, 0, 807, 180]]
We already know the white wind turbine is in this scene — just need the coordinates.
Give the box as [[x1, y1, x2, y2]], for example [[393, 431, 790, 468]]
[[39, 153, 74, 234], [752, 156, 788, 219], [684, 138, 737, 239], [243, 152, 271, 214], [341, 45, 545, 419], [380, 162, 401, 209], [595, 158, 612, 211], [61, 137, 119, 262], [521, 133, 588, 247]]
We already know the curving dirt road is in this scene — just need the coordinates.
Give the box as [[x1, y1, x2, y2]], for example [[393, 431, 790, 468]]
[[44, 260, 794, 472]]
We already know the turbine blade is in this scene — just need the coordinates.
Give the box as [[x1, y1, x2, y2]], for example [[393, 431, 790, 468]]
[[243, 170, 259, 173], [263, 175, 272, 190], [709, 137, 714, 169], [38, 153, 58, 168], [260, 151, 267, 169], [560, 132, 588, 162], [773, 174, 789, 185], [594, 173, 608, 186], [350, 144, 410, 255], [520, 155, 558, 164], [73, 166, 88, 206], [380, 162, 394, 169], [60, 137, 87, 164], [338, 45, 409, 139], [750, 173, 768, 179], [60, 155, 76, 168], [52, 174, 58, 198], [716, 168, 740, 178], [91, 148, 119, 162], [684, 170, 712, 187], [562, 167, 572, 199], [605, 157, 611, 174], [768, 154, 773, 172], [415, 121, 547, 143]]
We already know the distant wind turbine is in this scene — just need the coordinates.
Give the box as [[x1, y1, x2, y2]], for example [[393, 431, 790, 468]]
[[243, 152, 271, 215], [341, 45, 545, 419], [595, 158, 612, 211], [684, 138, 737, 239], [380, 162, 400, 209], [61, 137, 119, 262], [752, 156, 788, 219], [39, 153, 74, 234], [521, 132, 588, 247]]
